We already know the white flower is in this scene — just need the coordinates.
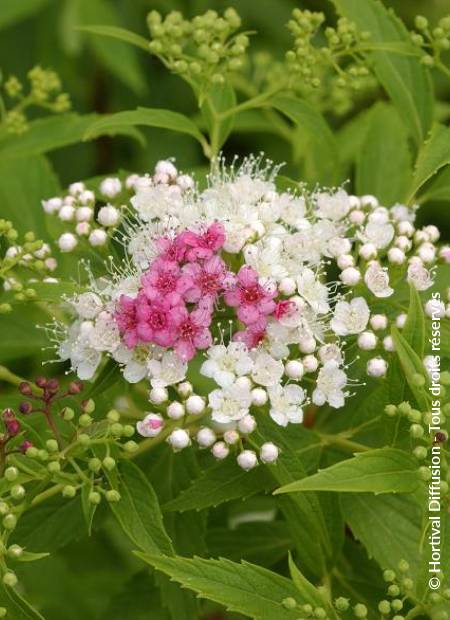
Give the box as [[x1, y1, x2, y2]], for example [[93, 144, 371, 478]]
[[112, 344, 150, 383], [209, 382, 252, 424], [268, 384, 304, 427], [296, 268, 329, 314], [100, 177, 122, 198], [364, 263, 393, 298], [201, 342, 253, 388], [148, 351, 187, 387], [331, 297, 370, 336], [312, 360, 347, 408], [318, 343, 343, 364], [136, 413, 164, 438], [361, 220, 394, 249], [89, 311, 120, 353], [131, 181, 183, 222], [72, 292, 103, 319], [89, 229, 108, 247], [58, 233, 77, 252], [316, 190, 350, 221], [251, 351, 284, 387], [407, 260, 433, 291], [97, 205, 120, 227], [243, 238, 287, 281]]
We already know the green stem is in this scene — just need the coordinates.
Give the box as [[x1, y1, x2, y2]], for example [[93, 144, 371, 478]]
[[319, 433, 370, 453], [31, 483, 64, 507]]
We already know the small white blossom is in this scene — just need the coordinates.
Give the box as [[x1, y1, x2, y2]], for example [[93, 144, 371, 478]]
[[312, 360, 347, 408], [268, 384, 304, 427], [251, 351, 284, 387], [148, 351, 187, 387], [209, 382, 252, 424], [364, 263, 393, 298], [331, 297, 370, 336], [201, 342, 253, 388]]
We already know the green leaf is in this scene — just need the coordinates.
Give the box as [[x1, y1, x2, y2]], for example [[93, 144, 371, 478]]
[[80, 483, 97, 536], [78, 0, 147, 95], [355, 103, 412, 205], [331, 0, 433, 145], [17, 551, 50, 563], [137, 554, 306, 620], [0, 582, 46, 619], [0, 114, 145, 161], [100, 571, 170, 620], [408, 123, 450, 201], [0, 0, 49, 30], [109, 460, 174, 556], [391, 327, 431, 410], [201, 83, 236, 155], [270, 95, 340, 185], [84, 107, 206, 149], [274, 448, 419, 495], [79, 24, 150, 52], [418, 164, 450, 203], [341, 493, 423, 579], [163, 458, 271, 513], [288, 554, 335, 617], [402, 284, 426, 358], [83, 358, 122, 397]]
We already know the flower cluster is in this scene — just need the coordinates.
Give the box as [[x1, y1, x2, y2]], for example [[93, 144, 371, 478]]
[[42, 157, 449, 470], [2, 66, 70, 135]]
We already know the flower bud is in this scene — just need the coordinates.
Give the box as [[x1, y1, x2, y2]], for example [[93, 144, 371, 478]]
[[88, 229, 108, 247], [106, 489, 121, 502], [185, 395, 205, 415], [167, 401, 185, 420], [367, 357, 388, 378], [211, 441, 229, 460], [88, 491, 101, 505], [149, 387, 168, 405], [18, 382, 32, 396], [4, 467, 18, 482], [167, 429, 190, 451], [196, 427, 216, 448], [260, 442, 279, 464], [238, 414, 256, 434], [237, 450, 258, 471], [3, 571, 17, 587], [136, 413, 164, 438], [58, 232, 78, 252]]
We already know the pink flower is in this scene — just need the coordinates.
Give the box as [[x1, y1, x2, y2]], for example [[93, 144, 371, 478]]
[[115, 295, 139, 348], [224, 265, 277, 325], [234, 317, 267, 349], [173, 304, 213, 361], [179, 222, 225, 261], [183, 255, 228, 302], [135, 294, 182, 348], [275, 300, 297, 320], [141, 258, 193, 302], [156, 235, 187, 263]]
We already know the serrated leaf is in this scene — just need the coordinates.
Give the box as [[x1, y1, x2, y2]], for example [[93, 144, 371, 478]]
[[137, 554, 306, 620], [0, 114, 145, 161], [79, 24, 149, 52], [331, 0, 433, 145], [0, 582, 46, 619], [408, 123, 450, 201], [391, 326, 431, 410], [355, 103, 412, 205], [288, 554, 336, 617], [163, 458, 272, 513], [109, 460, 174, 556], [270, 95, 340, 184], [274, 448, 420, 495], [83, 107, 206, 148]]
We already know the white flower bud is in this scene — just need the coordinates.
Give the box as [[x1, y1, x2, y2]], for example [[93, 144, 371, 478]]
[[149, 387, 168, 404], [284, 360, 304, 380], [359, 243, 377, 260], [396, 313, 407, 328], [397, 221, 414, 237], [387, 247, 405, 264], [299, 336, 316, 354], [167, 401, 185, 420], [100, 177, 122, 198], [45, 257, 57, 271], [89, 229, 108, 247], [418, 243, 436, 264], [186, 395, 205, 415], [251, 387, 268, 407], [223, 430, 240, 445], [69, 181, 85, 196], [75, 222, 90, 236], [425, 300, 445, 318], [395, 235, 412, 251], [340, 267, 361, 285], [348, 195, 361, 209], [155, 160, 177, 179], [383, 336, 395, 352], [370, 314, 387, 331], [177, 174, 194, 191], [234, 376, 252, 391], [329, 237, 352, 257], [34, 243, 50, 259], [58, 233, 78, 252], [97, 205, 120, 227], [302, 354, 319, 373], [79, 190, 95, 204], [211, 441, 229, 460], [58, 205, 75, 221], [64, 195, 76, 206], [177, 381, 193, 398], [260, 442, 279, 464], [5, 247, 19, 258], [357, 331, 377, 350], [76, 207, 93, 222], [440, 246, 450, 263], [367, 357, 388, 377], [126, 174, 140, 189], [279, 277, 296, 296], [414, 230, 429, 244], [337, 254, 355, 270], [237, 450, 258, 471], [136, 413, 164, 438], [424, 225, 439, 242], [42, 197, 62, 214], [349, 209, 365, 225], [360, 194, 379, 208], [196, 427, 216, 448], [167, 428, 190, 451], [238, 414, 256, 434]]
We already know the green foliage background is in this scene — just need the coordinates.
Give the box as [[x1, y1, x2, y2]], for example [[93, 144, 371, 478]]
[[0, 1, 449, 619]]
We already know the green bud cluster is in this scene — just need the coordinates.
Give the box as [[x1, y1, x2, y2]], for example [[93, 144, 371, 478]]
[[146, 8, 249, 89], [1, 65, 71, 135], [410, 15, 450, 74]]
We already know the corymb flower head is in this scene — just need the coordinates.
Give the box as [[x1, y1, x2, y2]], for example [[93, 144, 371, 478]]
[[42, 157, 448, 470]]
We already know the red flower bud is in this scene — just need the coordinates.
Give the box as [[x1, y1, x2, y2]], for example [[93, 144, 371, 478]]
[[35, 376, 47, 388], [46, 378, 59, 392], [2, 409, 15, 421], [6, 419, 21, 436], [19, 401, 33, 415], [68, 381, 83, 395], [19, 382, 32, 396], [20, 440, 33, 453]]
